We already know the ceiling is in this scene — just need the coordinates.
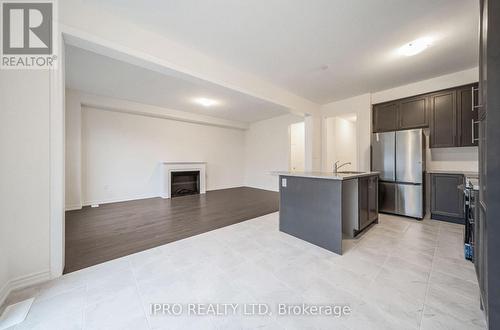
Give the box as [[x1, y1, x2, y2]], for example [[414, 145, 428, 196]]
[[65, 45, 289, 123], [87, 0, 479, 104]]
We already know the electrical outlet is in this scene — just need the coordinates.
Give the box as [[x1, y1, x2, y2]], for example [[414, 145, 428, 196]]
[[281, 178, 287, 187]]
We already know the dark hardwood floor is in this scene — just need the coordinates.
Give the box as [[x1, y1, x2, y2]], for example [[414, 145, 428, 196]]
[[64, 187, 279, 273]]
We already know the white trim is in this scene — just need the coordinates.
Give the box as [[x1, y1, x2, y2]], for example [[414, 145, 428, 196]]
[[82, 194, 159, 207], [161, 161, 207, 164], [78, 185, 246, 208], [0, 270, 51, 308], [79, 93, 249, 131], [244, 184, 279, 193], [0, 282, 8, 309], [65, 204, 83, 211], [49, 22, 66, 279]]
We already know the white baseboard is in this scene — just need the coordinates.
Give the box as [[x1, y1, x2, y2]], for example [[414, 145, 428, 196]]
[[244, 184, 279, 193], [65, 204, 82, 211], [82, 194, 159, 207], [0, 270, 51, 308], [81, 185, 253, 207], [0, 283, 9, 310]]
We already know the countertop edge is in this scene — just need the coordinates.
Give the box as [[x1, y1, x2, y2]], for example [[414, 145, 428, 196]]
[[427, 170, 479, 177], [271, 171, 380, 181]]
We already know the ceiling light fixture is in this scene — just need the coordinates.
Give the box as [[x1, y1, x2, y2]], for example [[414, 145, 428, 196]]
[[193, 97, 218, 107], [398, 37, 433, 56]]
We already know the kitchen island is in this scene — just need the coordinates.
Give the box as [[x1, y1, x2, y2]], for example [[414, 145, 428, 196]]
[[276, 171, 379, 255]]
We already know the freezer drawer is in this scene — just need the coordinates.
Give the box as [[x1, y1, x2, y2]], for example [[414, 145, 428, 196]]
[[372, 132, 395, 181], [396, 183, 423, 218], [395, 129, 424, 184], [379, 182, 396, 214]]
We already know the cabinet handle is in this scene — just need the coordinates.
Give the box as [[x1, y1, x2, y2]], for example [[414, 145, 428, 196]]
[[472, 119, 479, 143], [472, 86, 475, 111], [472, 86, 483, 111]]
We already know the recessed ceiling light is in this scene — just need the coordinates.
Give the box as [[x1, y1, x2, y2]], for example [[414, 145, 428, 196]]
[[193, 97, 218, 107], [398, 37, 433, 56]]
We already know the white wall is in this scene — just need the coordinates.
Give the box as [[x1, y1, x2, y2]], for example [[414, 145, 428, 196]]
[[65, 89, 82, 210], [244, 114, 304, 191], [0, 213, 8, 305], [321, 94, 372, 172], [289, 122, 305, 171], [425, 144, 479, 172], [325, 117, 357, 172], [80, 106, 245, 205], [304, 114, 322, 171], [0, 70, 52, 306], [0, 244, 8, 305]]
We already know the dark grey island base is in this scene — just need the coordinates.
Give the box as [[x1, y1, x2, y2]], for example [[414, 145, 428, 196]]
[[277, 171, 379, 255]]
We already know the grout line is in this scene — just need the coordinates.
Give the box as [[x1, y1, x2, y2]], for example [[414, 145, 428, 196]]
[[417, 240, 437, 330], [81, 282, 88, 330], [128, 258, 153, 330]]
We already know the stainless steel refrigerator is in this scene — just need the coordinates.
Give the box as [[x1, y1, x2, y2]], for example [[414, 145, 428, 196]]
[[371, 128, 425, 219]]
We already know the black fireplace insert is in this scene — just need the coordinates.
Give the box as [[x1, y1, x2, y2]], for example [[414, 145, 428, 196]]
[[171, 171, 200, 197]]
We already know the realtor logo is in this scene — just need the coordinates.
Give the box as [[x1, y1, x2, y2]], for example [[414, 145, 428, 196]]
[[1, 1, 57, 69]]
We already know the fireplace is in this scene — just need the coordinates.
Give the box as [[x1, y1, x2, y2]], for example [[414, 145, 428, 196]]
[[170, 171, 200, 197], [160, 162, 206, 199]]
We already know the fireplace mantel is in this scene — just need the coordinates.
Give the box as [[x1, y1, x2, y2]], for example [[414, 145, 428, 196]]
[[160, 162, 207, 199]]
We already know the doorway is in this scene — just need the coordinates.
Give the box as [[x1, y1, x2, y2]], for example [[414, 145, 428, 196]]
[[325, 114, 358, 172], [289, 121, 305, 171]]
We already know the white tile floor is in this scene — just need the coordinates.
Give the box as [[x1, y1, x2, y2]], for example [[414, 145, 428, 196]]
[[3, 212, 486, 330]]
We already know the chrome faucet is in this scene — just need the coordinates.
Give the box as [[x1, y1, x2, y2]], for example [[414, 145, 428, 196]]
[[334, 161, 352, 173]]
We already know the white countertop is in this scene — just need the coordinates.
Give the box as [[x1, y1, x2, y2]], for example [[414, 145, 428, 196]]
[[273, 171, 380, 180], [427, 169, 478, 178], [161, 161, 206, 164]]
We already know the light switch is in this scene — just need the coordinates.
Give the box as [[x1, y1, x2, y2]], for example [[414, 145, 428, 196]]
[[281, 178, 287, 187]]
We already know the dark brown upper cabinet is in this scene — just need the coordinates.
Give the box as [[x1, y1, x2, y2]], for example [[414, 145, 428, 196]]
[[399, 95, 428, 129], [429, 90, 458, 148], [457, 84, 479, 147], [373, 83, 479, 148], [373, 96, 428, 133], [373, 102, 398, 132]]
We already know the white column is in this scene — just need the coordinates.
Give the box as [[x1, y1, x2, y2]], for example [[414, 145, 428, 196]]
[[304, 114, 322, 172], [50, 29, 66, 278]]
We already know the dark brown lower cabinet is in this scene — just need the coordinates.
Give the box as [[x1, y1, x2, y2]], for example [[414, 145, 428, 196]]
[[358, 177, 369, 227], [359, 175, 378, 230], [368, 175, 379, 222], [430, 173, 465, 223]]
